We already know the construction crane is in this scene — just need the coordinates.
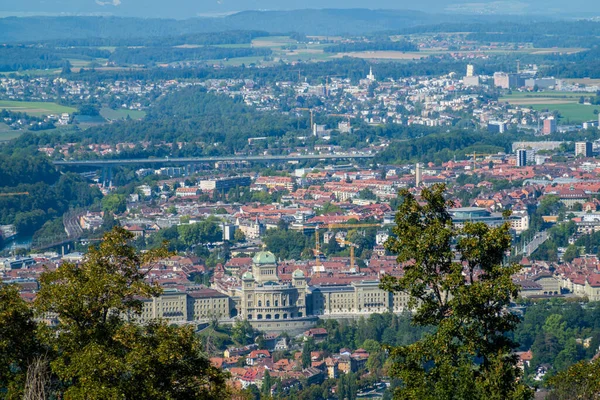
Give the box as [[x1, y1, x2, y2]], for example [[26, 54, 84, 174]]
[[313, 227, 325, 278], [0, 192, 29, 197], [336, 238, 359, 273]]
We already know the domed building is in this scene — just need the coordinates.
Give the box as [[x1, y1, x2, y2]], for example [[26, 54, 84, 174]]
[[238, 250, 311, 331]]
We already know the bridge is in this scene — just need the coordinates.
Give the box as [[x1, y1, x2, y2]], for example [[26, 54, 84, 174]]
[[520, 230, 549, 257], [52, 153, 375, 168]]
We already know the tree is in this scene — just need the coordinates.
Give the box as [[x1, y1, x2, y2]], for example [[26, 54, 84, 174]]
[[244, 384, 261, 400], [301, 338, 314, 369], [547, 358, 600, 399], [562, 244, 580, 263], [0, 285, 40, 398], [34, 227, 229, 399], [380, 184, 533, 400], [232, 320, 254, 345], [262, 370, 272, 397], [234, 228, 246, 243], [358, 188, 377, 201], [318, 202, 343, 215], [101, 211, 119, 231], [167, 205, 178, 215], [101, 193, 127, 214]]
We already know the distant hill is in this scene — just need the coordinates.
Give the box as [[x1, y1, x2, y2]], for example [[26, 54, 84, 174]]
[[4, 0, 600, 19], [0, 9, 549, 41]]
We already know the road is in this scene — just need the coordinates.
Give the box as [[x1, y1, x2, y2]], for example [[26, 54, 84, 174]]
[[52, 153, 375, 167], [522, 231, 549, 257]]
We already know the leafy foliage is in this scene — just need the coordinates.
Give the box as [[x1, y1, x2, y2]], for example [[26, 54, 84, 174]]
[[546, 358, 600, 399], [31, 227, 229, 399], [380, 184, 532, 399], [0, 285, 41, 398], [263, 228, 312, 260], [0, 153, 102, 235]]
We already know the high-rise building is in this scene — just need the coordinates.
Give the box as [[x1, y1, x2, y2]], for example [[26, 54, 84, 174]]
[[464, 64, 480, 86], [466, 64, 474, 77], [575, 141, 593, 158], [493, 72, 524, 89], [542, 117, 556, 135], [487, 120, 507, 133], [516, 149, 527, 167]]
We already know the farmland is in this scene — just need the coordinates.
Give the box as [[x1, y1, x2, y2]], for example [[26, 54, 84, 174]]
[[500, 92, 600, 123], [0, 101, 77, 117], [100, 108, 146, 121]]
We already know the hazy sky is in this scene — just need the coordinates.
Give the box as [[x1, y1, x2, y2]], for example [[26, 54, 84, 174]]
[[2, 0, 599, 18]]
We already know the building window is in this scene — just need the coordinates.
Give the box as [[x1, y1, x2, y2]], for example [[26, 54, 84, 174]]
[[266, 300, 270, 307], [257, 314, 263, 320], [275, 314, 280, 319], [266, 314, 272, 320], [275, 300, 279, 307], [258, 300, 262, 307]]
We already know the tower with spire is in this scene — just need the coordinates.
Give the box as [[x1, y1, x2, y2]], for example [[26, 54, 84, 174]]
[[367, 66, 375, 81]]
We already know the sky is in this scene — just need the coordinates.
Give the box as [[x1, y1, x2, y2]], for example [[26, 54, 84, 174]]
[[1, 0, 600, 18]]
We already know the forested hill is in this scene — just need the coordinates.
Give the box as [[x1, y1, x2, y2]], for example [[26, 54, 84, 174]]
[[0, 10, 536, 41], [78, 87, 297, 153], [0, 150, 102, 236]]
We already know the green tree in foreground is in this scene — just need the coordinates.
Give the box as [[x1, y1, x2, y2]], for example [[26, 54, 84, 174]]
[[380, 184, 533, 400], [33, 227, 229, 400], [0, 285, 40, 398], [546, 358, 600, 399]]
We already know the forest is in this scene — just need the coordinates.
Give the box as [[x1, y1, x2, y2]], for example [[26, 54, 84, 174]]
[[108, 46, 272, 66], [400, 20, 600, 39], [0, 45, 110, 72], [0, 152, 101, 235], [76, 86, 298, 153], [35, 30, 270, 47], [514, 300, 600, 384]]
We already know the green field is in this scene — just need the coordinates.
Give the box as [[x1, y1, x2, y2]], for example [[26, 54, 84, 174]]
[[0, 122, 21, 142], [500, 91, 585, 100], [0, 68, 62, 77], [100, 108, 146, 121], [0, 100, 77, 117], [0, 131, 22, 142], [500, 92, 599, 123], [528, 103, 600, 124]]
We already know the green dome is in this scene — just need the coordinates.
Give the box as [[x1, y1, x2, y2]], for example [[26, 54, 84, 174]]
[[253, 251, 276, 265], [242, 271, 254, 280], [292, 269, 305, 278]]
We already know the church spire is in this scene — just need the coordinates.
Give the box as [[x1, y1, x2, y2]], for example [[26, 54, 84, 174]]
[[367, 66, 375, 81]]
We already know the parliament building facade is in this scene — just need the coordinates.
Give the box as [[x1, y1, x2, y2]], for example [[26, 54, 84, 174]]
[[137, 250, 411, 332]]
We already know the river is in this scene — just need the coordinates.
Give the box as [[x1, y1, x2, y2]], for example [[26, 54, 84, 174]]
[[0, 235, 33, 252]]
